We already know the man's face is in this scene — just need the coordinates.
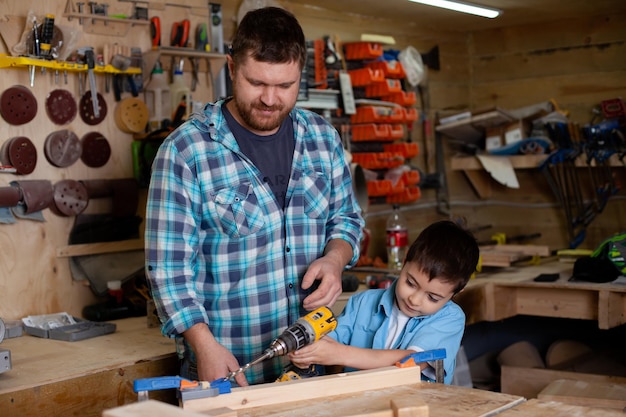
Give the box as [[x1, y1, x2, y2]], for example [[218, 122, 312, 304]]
[[228, 55, 301, 135], [394, 262, 456, 318]]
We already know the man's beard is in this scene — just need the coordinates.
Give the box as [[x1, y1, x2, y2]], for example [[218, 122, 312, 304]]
[[232, 95, 290, 133]]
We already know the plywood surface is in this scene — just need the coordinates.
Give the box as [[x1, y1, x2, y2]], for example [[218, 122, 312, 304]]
[[183, 367, 524, 417], [497, 399, 626, 417], [0, 317, 175, 394], [538, 379, 626, 410], [236, 384, 524, 417]]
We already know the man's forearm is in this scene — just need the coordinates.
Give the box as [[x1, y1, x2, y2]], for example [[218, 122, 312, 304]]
[[324, 238, 354, 269]]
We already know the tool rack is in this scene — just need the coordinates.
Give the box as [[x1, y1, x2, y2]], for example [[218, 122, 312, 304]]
[[0, 54, 142, 75]]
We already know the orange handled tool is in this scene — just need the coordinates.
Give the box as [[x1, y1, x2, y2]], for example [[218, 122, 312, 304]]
[[150, 16, 161, 48], [170, 19, 190, 47]]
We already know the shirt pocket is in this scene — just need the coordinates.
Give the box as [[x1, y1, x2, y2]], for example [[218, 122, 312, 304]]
[[301, 170, 330, 219], [210, 183, 264, 237]]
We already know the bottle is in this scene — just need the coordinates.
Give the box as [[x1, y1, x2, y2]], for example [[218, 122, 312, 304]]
[[386, 205, 409, 272], [143, 61, 171, 131], [170, 68, 191, 123]]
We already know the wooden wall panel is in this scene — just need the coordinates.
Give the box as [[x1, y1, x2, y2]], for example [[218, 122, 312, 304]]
[[1, 0, 621, 320]]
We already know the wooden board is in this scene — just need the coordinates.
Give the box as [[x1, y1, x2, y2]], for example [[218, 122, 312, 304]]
[[497, 399, 626, 417], [500, 366, 626, 399], [182, 367, 524, 417], [0, 317, 177, 417], [480, 244, 551, 267], [537, 379, 626, 410]]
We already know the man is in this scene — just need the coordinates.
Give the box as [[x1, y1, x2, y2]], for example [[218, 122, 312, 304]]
[[145, 7, 364, 386]]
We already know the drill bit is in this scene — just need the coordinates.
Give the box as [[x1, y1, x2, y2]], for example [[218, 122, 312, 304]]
[[225, 350, 272, 380]]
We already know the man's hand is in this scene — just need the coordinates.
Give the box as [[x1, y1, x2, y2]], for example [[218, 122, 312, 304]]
[[184, 323, 249, 386], [301, 239, 354, 310]]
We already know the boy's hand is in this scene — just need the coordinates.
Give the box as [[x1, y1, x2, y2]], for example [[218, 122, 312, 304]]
[[288, 337, 339, 368]]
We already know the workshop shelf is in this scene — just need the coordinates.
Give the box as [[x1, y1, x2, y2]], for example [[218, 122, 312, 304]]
[[351, 105, 404, 124], [381, 91, 417, 106], [365, 79, 403, 98], [351, 152, 405, 170], [383, 142, 419, 159], [352, 124, 404, 142], [367, 180, 393, 197], [366, 60, 406, 79], [386, 186, 421, 204], [348, 67, 385, 86], [402, 107, 419, 123], [343, 42, 383, 60]]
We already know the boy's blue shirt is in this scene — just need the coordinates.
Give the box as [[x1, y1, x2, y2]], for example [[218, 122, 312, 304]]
[[329, 279, 465, 384]]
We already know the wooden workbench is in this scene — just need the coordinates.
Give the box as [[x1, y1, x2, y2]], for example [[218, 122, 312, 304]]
[[0, 317, 178, 417], [103, 373, 626, 417], [343, 259, 626, 329]]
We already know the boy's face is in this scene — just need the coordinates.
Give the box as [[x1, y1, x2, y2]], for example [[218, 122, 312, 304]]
[[395, 261, 456, 318]]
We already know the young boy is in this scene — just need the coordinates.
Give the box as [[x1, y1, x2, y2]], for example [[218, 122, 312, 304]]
[[288, 220, 479, 384]]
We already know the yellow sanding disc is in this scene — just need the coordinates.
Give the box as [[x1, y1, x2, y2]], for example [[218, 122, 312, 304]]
[[115, 97, 149, 133]]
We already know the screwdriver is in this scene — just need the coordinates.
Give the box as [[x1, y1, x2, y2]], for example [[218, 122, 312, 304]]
[[39, 14, 55, 58]]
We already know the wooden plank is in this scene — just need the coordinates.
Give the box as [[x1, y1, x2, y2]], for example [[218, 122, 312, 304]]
[[497, 398, 626, 417], [469, 71, 626, 121], [598, 290, 626, 330], [450, 155, 546, 171], [500, 366, 626, 399], [472, 41, 626, 83], [462, 170, 492, 199], [183, 367, 423, 412], [104, 400, 227, 417], [481, 244, 551, 257], [537, 379, 626, 410], [472, 13, 626, 56], [218, 383, 524, 417], [56, 239, 145, 257], [515, 287, 597, 321]]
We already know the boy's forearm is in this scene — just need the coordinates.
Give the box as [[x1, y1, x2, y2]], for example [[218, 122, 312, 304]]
[[333, 345, 416, 370]]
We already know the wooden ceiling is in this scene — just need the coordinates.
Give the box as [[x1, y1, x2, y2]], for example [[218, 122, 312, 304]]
[[285, 0, 626, 32]]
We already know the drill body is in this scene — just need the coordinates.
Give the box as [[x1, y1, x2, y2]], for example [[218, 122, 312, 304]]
[[227, 306, 337, 380]]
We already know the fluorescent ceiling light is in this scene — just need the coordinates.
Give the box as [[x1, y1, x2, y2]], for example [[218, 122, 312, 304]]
[[408, 0, 501, 18]]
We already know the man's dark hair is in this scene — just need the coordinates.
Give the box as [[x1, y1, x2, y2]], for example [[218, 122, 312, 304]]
[[405, 220, 479, 294], [230, 7, 306, 70]]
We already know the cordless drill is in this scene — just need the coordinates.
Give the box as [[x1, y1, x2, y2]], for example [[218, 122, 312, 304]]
[[226, 306, 337, 380]]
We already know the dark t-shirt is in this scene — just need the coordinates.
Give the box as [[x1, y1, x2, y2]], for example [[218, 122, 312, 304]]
[[223, 106, 294, 210]]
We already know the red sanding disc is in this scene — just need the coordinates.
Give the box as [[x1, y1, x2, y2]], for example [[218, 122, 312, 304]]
[[0, 136, 37, 175], [0, 85, 38, 125], [80, 131, 111, 168], [52, 179, 89, 216], [79, 91, 108, 125], [45, 89, 77, 125], [44, 129, 82, 168]]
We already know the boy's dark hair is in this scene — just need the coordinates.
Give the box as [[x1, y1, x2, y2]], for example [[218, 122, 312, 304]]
[[405, 220, 479, 294], [230, 7, 307, 70]]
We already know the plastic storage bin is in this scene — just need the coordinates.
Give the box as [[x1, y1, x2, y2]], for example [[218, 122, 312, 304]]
[[343, 42, 383, 60]]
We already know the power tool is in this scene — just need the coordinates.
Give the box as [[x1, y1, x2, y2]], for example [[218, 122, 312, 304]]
[[225, 306, 337, 380]]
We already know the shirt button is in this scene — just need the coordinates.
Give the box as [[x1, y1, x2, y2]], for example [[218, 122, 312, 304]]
[[288, 283, 294, 289], [286, 246, 291, 252]]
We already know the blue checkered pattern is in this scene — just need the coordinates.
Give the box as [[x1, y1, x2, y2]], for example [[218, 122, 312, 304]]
[[145, 100, 364, 384]]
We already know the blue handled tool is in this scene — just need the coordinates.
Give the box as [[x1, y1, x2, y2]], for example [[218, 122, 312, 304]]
[[133, 375, 231, 402], [395, 348, 446, 383]]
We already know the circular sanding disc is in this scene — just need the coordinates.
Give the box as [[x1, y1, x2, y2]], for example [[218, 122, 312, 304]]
[[80, 131, 111, 168], [79, 91, 108, 125], [44, 129, 82, 168], [46, 89, 77, 125], [1, 136, 38, 175], [52, 179, 89, 216], [0, 85, 38, 125]]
